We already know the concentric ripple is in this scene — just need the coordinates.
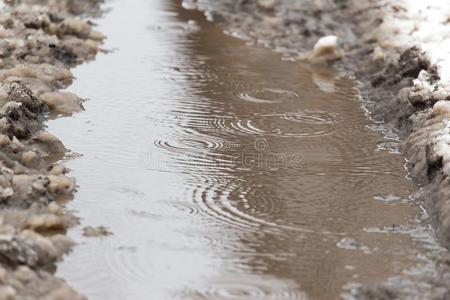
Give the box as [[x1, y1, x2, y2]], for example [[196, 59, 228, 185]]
[[243, 113, 337, 137], [169, 113, 338, 138], [154, 136, 233, 153], [188, 276, 307, 300], [282, 110, 337, 125], [238, 88, 299, 104], [188, 181, 316, 235]]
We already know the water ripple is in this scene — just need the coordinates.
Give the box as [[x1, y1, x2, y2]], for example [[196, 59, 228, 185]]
[[238, 88, 299, 104], [187, 276, 307, 300]]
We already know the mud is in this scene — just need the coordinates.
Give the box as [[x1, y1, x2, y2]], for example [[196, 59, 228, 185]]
[[183, 0, 450, 298], [0, 0, 104, 298]]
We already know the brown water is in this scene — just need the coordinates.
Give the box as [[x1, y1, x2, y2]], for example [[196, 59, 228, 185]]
[[48, 1, 438, 299]]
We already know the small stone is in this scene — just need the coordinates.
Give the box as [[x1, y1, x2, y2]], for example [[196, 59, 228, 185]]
[[0, 267, 6, 283], [48, 164, 66, 176], [372, 46, 386, 62], [47, 175, 74, 195], [0, 286, 16, 300], [25, 214, 65, 231], [257, 0, 275, 10], [39, 91, 83, 115], [21, 151, 38, 167], [48, 202, 61, 214], [83, 226, 112, 237], [0, 187, 13, 201], [0, 135, 10, 147], [89, 31, 104, 42]]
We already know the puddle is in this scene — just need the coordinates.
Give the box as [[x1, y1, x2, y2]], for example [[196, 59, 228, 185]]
[[47, 0, 440, 299]]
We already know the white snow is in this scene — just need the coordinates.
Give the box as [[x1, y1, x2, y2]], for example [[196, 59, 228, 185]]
[[312, 35, 338, 57], [380, 0, 450, 82]]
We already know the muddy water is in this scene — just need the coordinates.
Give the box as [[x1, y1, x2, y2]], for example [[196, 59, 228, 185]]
[[48, 0, 434, 299]]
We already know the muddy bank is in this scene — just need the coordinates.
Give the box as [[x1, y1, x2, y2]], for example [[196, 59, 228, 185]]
[[183, 0, 450, 298], [0, 0, 104, 298]]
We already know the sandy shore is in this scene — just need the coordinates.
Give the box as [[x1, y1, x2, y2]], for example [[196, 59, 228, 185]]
[[184, 0, 450, 298], [0, 0, 104, 298]]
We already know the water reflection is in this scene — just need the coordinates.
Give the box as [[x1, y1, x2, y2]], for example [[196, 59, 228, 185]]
[[50, 0, 429, 299], [171, 4, 421, 298]]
